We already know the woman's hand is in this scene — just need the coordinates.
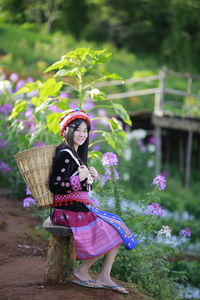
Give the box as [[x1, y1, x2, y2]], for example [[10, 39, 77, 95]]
[[78, 165, 90, 182], [89, 167, 98, 179]]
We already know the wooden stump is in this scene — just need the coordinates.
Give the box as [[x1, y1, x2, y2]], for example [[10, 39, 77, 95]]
[[44, 234, 76, 284]]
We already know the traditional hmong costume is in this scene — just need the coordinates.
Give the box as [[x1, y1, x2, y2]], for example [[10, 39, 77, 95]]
[[49, 141, 138, 260]]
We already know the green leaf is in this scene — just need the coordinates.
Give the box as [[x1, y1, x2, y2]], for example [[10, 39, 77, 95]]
[[90, 50, 112, 64], [35, 97, 57, 112], [54, 69, 68, 77], [10, 99, 27, 119], [39, 79, 63, 104], [15, 82, 40, 95], [29, 124, 43, 145], [46, 112, 63, 134], [103, 131, 126, 156], [88, 151, 103, 159], [113, 103, 132, 126], [55, 99, 69, 110], [44, 59, 70, 73], [66, 48, 90, 61], [31, 97, 40, 107], [102, 72, 124, 81], [108, 117, 122, 131], [87, 88, 106, 101]]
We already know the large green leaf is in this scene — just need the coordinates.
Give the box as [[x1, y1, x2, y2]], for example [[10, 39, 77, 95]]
[[10, 99, 27, 119], [46, 112, 63, 134], [44, 59, 70, 73], [90, 50, 112, 64], [39, 79, 63, 104], [113, 103, 132, 126], [103, 131, 126, 156], [15, 82, 40, 95]]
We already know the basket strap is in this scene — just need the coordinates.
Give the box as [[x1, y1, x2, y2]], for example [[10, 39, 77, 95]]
[[61, 149, 81, 166], [34, 190, 51, 200]]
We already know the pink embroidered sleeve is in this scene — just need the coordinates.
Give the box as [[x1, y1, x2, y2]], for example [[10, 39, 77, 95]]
[[70, 175, 82, 192]]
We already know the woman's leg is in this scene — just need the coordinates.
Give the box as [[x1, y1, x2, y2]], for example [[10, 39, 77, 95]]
[[96, 245, 119, 285], [74, 245, 119, 283], [73, 254, 102, 281], [96, 245, 128, 293]]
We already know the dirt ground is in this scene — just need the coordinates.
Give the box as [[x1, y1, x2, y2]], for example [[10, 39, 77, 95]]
[[0, 191, 154, 300]]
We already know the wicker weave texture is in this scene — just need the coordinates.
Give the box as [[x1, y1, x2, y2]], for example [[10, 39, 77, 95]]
[[14, 145, 56, 208]]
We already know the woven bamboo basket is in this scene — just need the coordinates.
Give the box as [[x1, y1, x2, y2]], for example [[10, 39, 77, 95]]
[[14, 145, 57, 208]]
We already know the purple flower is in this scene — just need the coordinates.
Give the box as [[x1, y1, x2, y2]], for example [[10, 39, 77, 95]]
[[98, 109, 106, 116], [140, 145, 147, 153], [0, 161, 12, 173], [59, 92, 70, 98], [24, 110, 34, 120], [34, 141, 46, 147], [179, 227, 191, 237], [15, 80, 26, 92], [148, 136, 157, 145], [0, 139, 7, 148], [89, 131, 97, 140], [26, 77, 34, 83], [69, 102, 78, 109], [23, 197, 36, 208], [0, 103, 12, 115], [9, 73, 19, 82], [146, 202, 166, 216], [83, 101, 94, 110], [26, 186, 32, 195], [91, 145, 100, 151], [102, 152, 118, 167], [48, 105, 62, 113], [25, 121, 35, 135], [152, 175, 167, 190]]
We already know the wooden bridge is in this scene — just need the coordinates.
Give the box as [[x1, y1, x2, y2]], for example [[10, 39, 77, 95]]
[[95, 68, 200, 187]]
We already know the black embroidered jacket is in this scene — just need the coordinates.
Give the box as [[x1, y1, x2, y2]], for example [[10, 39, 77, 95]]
[[49, 142, 89, 195]]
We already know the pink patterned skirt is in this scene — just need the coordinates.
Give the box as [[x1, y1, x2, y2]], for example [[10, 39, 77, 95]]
[[52, 208, 123, 260]]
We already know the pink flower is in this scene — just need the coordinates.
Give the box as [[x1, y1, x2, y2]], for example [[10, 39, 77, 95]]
[[146, 202, 166, 216], [152, 175, 167, 190], [102, 152, 118, 167]]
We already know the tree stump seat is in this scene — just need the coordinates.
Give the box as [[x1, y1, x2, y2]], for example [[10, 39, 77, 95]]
[[43, 217, 75, 284], [43, 216, 72, 236]]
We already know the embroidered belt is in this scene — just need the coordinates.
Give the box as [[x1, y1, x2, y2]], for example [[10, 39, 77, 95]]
[[52, 191, 91, 207]]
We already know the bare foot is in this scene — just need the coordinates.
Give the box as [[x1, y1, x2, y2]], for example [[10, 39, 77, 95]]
[[73, 266, 93, 282], [96, 276, 128, 294]]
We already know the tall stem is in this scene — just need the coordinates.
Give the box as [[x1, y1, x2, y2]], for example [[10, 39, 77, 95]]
[[78, 73, 83, 109]]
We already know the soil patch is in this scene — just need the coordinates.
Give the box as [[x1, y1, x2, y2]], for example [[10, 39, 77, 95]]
[[0, 192, 154, 300]]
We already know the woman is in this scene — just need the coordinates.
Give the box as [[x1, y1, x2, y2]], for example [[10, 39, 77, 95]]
[[49, 109, 138, 294]]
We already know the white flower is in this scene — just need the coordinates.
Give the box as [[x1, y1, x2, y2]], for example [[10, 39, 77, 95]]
[[0, 80, 12, 92], [127, 129, 147, 140], [147, 144, 156, 153], [158, 226, 172, 238], [124, 148, 132, 161], [123, 173, 130, 181]]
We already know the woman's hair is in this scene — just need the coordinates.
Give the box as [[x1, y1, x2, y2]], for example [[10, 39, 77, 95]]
[[63, 118, 91, 165]]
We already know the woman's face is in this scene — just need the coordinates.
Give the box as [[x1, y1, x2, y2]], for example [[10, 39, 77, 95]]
[[73, 121, 88, 149]]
